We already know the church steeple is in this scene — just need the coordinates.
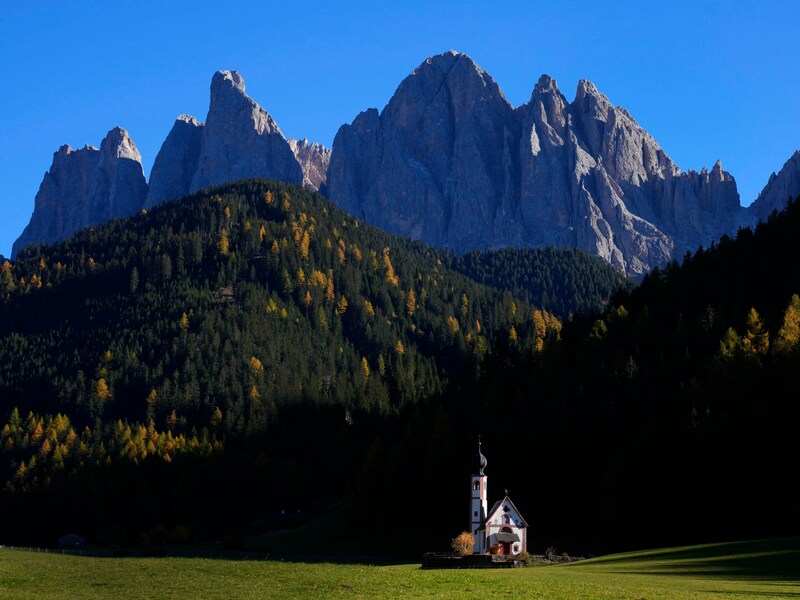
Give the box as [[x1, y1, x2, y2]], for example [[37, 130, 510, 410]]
[[474, 436, 488, 475], [470, 437, 489, 553]]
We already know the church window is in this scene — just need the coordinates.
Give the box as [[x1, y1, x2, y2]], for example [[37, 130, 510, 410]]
[[473, 511, 478, 517], [503, 514, 510, 524], [473, 480, 480, 491]]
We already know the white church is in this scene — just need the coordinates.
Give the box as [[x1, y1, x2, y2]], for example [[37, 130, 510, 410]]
[[469, 441, 528, 555]]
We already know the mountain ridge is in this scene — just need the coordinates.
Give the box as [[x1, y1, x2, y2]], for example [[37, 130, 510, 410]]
[[12, 51, 800, 270], [326, 51, 771, 276]]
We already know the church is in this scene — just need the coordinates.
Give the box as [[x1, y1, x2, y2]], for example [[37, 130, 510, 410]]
[[469, 441, 528, 555]]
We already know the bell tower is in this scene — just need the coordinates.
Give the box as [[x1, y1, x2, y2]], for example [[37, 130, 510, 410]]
[[470, 438, 488, 553]]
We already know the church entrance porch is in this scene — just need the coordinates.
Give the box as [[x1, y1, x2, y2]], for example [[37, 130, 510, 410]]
[[495, 528, 520, 556]]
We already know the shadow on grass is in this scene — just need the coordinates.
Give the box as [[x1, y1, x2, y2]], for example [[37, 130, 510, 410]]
[[37, 502, 420, 565], [580, 538, 800, 583]]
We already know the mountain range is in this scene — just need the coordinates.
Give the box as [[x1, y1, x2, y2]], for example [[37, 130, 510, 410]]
[[12, 51, 800, 275]]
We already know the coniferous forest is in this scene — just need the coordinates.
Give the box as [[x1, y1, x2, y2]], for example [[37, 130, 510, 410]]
[[455, 246, 631, 318], [0, 180, 798, 556]]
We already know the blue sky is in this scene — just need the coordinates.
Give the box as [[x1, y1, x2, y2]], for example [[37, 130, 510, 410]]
[[1, 0, 799, 257]]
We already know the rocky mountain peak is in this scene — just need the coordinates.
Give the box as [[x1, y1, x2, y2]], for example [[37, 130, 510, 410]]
[[419, 49, 466, 73], [100, 126, 142, 162], [326, 52, 749, 276], [288, 138, 331, 192], [710, 160, 733, 182], [574, 79, 611, 113], [207, 69, 280, 135], [145, 115, 205, 208], [189, 69, 301, 193], [212, 70, 246, 95], [12, 127, 147, 257], [177, 114, 202, 126], [388, 50, 512, 125], [532, 74, 559, 96], [749, 150, 800, 222]]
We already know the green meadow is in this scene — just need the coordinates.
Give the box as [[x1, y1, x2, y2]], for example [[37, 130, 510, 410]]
[[1, 538, 798, 599]]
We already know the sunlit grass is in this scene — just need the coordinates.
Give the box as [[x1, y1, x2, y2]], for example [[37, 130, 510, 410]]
[[0, 538, 798, 599]]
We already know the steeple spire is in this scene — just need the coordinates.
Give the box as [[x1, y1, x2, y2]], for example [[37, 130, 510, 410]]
[[475, 435, 487, 475]]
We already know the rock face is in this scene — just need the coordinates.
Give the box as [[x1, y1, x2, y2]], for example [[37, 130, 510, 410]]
[[326, 51, 745, 276], [145, 70, 305, 208], [749, 151, 800, 223], [16, 70, 321, 256], [13, 127, 147, 257], [288, 138, 331, 191], [189, 70, 302, 192], [328, 51, 520, 252], [145, 115, 204, 208], [14, 57, 796, 275]]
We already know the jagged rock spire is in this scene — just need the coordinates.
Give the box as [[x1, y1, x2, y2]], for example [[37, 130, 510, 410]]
[[13, 127, 147, 257]]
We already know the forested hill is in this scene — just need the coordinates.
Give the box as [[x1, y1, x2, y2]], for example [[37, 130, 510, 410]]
[[0, 179, 563, 545], [2, 180, 798, 554], [455, 247, 631, 318], [447, 198, 800, 551], [1, 179, 558, 424]]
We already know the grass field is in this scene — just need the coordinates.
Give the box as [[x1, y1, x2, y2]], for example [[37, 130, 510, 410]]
[[1, 538, 798, 599]]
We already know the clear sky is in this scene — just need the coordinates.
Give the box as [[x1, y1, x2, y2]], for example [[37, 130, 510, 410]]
[[2, 0, 799, 257]]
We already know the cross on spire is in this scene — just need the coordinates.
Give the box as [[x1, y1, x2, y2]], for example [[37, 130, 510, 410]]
[[504, 488, 509, 497]]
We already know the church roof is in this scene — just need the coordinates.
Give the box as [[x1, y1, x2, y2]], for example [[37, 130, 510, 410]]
[[483, 495, 528, 528]]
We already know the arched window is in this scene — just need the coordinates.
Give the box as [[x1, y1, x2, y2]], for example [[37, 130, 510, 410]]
[[473, 480, 480, 491], [503, 514, 510, 525]]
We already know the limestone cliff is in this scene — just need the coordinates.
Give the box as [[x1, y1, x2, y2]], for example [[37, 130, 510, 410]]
[[145, 115, 204, 208], [189, 70, 302, 192], [13, 127, 147, 257], [288, 138, 330, 191], [326, 51, 744, 276], [749, 151, 800, 223]]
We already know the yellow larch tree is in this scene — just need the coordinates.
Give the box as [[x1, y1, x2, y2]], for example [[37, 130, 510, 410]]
[[742, 308, 769, 355], [361, 357, 370, 378], [300, 231, 311, 261], [218, 229, 230, 255], [406, 289, 417, 317], [383, 248, 399, 286], [775, 294, 800, 354], [336, 295, 348, 316]]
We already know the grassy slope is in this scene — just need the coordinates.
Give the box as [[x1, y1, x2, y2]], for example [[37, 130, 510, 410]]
[[1, 539, 798, 599]]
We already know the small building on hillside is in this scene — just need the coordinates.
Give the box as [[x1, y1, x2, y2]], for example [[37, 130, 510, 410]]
[[469, 441, 528, 555]]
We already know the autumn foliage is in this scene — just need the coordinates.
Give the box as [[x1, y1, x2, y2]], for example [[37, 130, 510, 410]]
[[451, 531, 474, 556]]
